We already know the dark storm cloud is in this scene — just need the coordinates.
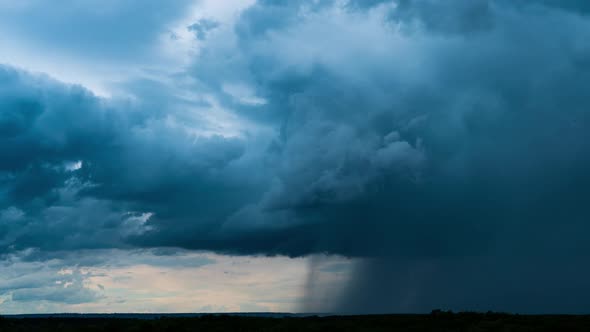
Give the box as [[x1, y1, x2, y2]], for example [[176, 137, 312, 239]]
[[2, 0, 590, 312], [2, 0, 590, 256], [324, 256, 590, 314], [168, 0, 590, 258], [517, 0, 590, 14], [0, 65, 253, 253], [194, 0, 590, 312]]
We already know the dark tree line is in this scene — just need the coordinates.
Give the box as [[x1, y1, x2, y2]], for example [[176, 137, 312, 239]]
[[1, 312, 590, 332]]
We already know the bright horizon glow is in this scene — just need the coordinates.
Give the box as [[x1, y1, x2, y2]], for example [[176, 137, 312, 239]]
[[0, 250, 353, 314]]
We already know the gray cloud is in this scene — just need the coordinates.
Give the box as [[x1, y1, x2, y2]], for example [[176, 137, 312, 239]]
[[0, 257, 103, 306], [0, 248, 219, 310], [0, 0, 195, 61], [188, 19, 220, 40]]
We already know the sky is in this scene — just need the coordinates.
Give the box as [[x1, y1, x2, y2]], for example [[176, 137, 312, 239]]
[[1, 0, 590, 315]]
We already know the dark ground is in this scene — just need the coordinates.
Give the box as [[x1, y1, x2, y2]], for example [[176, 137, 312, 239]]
[[2, 311, 590, 331]]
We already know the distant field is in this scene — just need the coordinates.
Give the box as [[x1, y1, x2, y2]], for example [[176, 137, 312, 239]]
[[2, 312, 590, 331]]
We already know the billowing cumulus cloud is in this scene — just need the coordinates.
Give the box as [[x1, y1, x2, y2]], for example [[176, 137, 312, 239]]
[[154, 0, 590, 258], [0, 64, 264, 254], [2, 0, 590, 313]]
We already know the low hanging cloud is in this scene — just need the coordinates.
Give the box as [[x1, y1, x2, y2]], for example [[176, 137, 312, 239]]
[[2, 0, 590, 312]]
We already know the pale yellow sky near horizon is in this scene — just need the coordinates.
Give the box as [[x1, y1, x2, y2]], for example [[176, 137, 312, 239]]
[[0, 250, 354, 314]]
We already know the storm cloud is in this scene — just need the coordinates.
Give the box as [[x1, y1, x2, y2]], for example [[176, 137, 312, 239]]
[[2, 0, 590, 313]]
